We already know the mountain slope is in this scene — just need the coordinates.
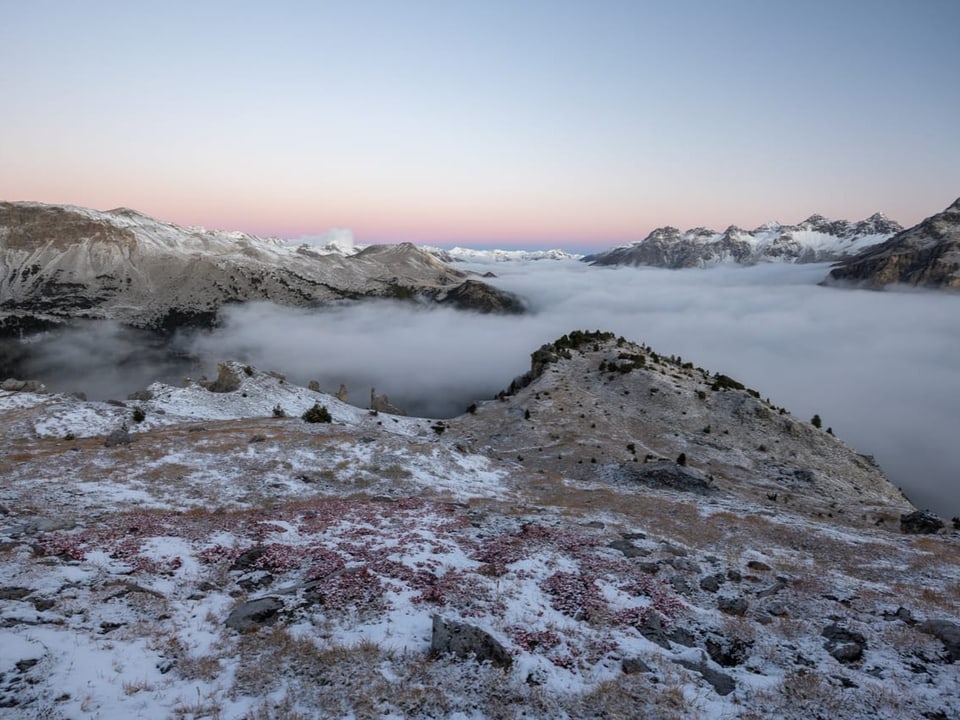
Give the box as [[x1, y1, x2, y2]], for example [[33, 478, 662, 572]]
[[0, 336, 956, 719], [0, 202, 523, 333], [583, 214, 901, 268], [822, 197, 960, 291]]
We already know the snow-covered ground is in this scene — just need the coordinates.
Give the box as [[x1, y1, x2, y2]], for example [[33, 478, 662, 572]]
[[1, 361, 957, 719]]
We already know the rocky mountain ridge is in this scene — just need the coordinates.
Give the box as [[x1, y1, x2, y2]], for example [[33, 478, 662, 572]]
[[583, 213, 902, 268], [0, 202, 523, 335], [424, 246, 583, 263], [822, 197, 960, 291]]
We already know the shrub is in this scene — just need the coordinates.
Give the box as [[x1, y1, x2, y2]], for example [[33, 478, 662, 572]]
[[676, 453, 687, 466], [811, 414, 822, 429], [272, 404, 286, 418], [302, 403, 332, 423], [131, 406, 146, 423], [243, 365, 254, 377]]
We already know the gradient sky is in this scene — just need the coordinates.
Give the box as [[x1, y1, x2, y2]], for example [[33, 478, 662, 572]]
[[2, 1, 959, 248]]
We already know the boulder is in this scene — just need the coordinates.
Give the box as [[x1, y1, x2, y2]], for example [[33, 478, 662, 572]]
[[673, 656, 736, 696], [822, 624, 866, 663], [225, 597, 284, 632], [104, 426, 132, 447], [430, 615, 512, 669], [718, 596, 749, 616], [917, 619, 960, 662]]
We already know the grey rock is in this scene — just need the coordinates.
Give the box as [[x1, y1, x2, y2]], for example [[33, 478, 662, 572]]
[[104, 426, 132, 447], [607, 539, 648, 558], [917, 619, 960, 662], [673, 656, 736, 696], [822, 624, 866, 663], [430, 615, 512, 668], [756, 578, 788, 598], [700, 575, 721, 593], [127, 389, 153, 401], [718, 596, 749, 616], [621, 657, 652, 674], [225, 597, 284, 631], [765, 601, 788, 617]]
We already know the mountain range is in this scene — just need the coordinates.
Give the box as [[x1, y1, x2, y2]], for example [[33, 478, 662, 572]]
[[582, 213, 903, 268], [822, 197, 960, 290], [0, 202, 523, 336]]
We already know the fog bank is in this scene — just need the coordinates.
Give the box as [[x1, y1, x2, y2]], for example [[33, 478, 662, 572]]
[[5, 260, 958, 517]]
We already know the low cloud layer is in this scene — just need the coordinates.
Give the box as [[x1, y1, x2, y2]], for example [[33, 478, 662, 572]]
[[6, 260, 958, 517]]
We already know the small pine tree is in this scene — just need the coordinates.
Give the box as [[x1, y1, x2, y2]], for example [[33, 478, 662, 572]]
[[811, 414, 822, 429], [676, 452, 687, 466], [302, 403, 332, 423], [132, 406, 146, 423], [272, 404, 286, 418], [524, 408, 531, 420]]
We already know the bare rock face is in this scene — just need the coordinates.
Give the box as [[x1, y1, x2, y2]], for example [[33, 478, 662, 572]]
[[822, 197, 960, 291], [0, 202, 525, 334]]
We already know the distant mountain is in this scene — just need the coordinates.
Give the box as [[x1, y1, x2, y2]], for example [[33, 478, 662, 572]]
[[424, 246, 582, 263], [821, 197, 960, 291], [582, 214, 902, 268], [0, 202, 524, 335]]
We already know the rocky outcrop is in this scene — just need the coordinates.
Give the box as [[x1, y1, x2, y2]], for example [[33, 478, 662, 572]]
[[822, 197, 960, 291], [900, 510, 945, 534], [583, 213, 901, 268], [0, 202, 525, 333]]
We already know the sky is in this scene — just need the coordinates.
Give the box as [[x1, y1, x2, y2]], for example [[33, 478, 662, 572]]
[[2, 1, 959, 248]]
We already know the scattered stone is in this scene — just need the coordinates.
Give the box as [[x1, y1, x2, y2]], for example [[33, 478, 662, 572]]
[[0, 587, 31, 601], [248, 434, 267, 444], [230, 546, 268, 572], [673, 656, 736, 696], [900, 511, 944, 534], [746, 560, 771, 572], [756, 577, 788, 598], [727, 569, 742, 582], [104, 426, 132, 447], [621, 657, 652, 674], [718, 596, 749, 616], [700, 575, 721, 593], [706, 634, 752, 667], [607, 539, 648, 558], [669, 557, 700, 573], [581, 521, 605, 529], [308, 380, 321, 392], [822, 624, 866, 663], [620, 461, 713, 494], [1, 379, 46, 393], [225, 597, 284, 631], [917, 619, 960, 662], [127, 389, 153, 401], [430, 615, 512, 669], [765, 601, 788, 617]]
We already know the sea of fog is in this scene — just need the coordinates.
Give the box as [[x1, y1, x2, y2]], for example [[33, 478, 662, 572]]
[[5, 260, 959, 518]]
